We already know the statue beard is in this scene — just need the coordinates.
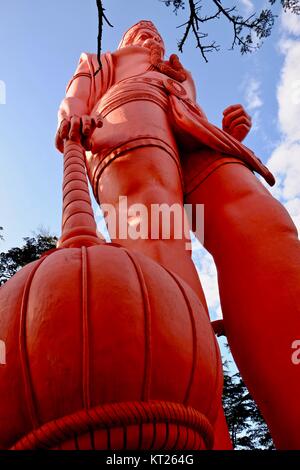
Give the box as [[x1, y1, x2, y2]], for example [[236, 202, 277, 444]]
[[143, 39, 187, 83], [143, 38, 165, 59]]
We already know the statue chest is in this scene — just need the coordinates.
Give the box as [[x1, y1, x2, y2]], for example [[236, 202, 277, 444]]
[[112, 47, 152, 84]]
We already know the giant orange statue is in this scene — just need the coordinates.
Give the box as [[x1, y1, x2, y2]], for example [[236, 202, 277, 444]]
[[0, 19, 299, 450], [55, 20, 300, 449], [0, 139, 222, 450]]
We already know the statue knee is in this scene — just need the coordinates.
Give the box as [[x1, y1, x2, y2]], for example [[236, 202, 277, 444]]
[[205, 187, 298, 256], [223, 166, 297, 238], [222, 190, 298, 248]]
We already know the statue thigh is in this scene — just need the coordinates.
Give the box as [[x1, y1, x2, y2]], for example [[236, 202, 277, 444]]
[[186, 160, 300, 449], [97, 146, 184, 240], [97, 145, 210, 306]]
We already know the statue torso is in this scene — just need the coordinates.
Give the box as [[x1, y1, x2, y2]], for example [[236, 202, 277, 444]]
[[87, 46, 192, 189], [100, 45, 196, 104]]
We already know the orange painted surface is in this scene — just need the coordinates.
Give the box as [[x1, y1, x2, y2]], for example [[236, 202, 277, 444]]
[[1, 20, 299, 450]]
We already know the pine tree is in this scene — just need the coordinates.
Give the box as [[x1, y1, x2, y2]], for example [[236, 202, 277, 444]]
[[223, 361, 274, 449]]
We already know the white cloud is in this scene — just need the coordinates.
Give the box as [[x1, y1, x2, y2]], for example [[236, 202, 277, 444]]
[[277, 41, 300, 140], [284, 198, 300, 234], [266, 15, 300, 236], [192, 236, 222, 320], [281, 10, 300, 36], [245, 78, 263, 111], [243, 77, 263, 132], [240, 0, 254, 14], [268, 142, 300, 200]]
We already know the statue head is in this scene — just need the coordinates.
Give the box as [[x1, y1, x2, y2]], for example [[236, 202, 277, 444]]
[[118, 20, 165, 55]]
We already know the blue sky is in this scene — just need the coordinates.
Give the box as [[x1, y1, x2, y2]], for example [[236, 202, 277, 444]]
[[1, 0, 300, 330]]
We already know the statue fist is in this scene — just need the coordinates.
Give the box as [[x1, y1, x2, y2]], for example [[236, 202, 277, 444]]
[[222, 104, 252, 142], [55, 114, 103, 153]]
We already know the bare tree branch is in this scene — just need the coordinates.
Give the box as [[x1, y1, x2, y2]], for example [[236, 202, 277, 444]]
[[94, 0, 113, 76], [162, 0, 300, 60], [176, 0, 220, 61], [92, 0, 300, 65]]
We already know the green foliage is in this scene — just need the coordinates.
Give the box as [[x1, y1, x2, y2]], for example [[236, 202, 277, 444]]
[[0, 231, 57, 285], [223, 361, 275, 449]]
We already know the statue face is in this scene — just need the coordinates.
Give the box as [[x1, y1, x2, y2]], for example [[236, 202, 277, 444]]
[[131, 28, 165, 53]]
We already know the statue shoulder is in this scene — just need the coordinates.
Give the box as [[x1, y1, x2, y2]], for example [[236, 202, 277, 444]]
[[77, 52, 96, 66], [76, 52, 114, 74]]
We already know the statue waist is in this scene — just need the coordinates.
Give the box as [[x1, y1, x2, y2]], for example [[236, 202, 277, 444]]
[[93, 74, 205, 119], [94, 78, 168, 117]]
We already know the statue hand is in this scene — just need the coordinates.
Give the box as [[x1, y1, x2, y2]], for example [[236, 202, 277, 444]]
[[222, 104, 252, 142], [55, 114, 103, 152]]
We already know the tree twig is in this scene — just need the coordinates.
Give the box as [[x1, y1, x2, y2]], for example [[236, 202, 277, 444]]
[[94, 0, 113, 76], [162, 0, 300, 60]]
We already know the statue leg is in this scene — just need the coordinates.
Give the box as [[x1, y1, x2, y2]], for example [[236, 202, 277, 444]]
[[97, 146, 232, 448], [96, 146, 207, 307], [185, 155, 300, 449]]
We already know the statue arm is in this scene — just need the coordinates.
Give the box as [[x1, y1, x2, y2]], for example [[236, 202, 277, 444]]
[[222, 104, 252, 142], [55, 54, 102, 152]]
